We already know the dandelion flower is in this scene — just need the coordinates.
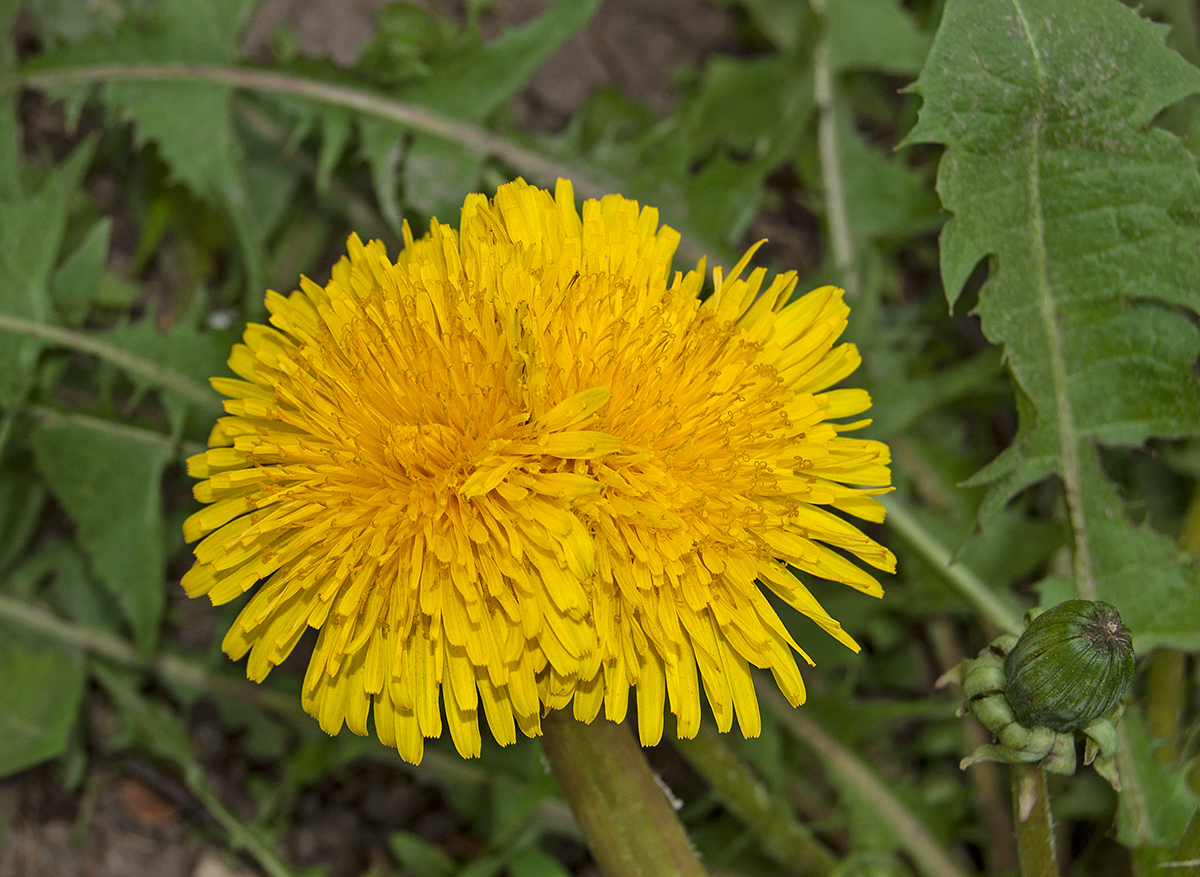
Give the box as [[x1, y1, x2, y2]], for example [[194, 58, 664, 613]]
[[182, 179, 895, 764]]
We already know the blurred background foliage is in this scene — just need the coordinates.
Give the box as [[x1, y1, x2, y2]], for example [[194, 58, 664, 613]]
[[0, 0, 1199, 875]]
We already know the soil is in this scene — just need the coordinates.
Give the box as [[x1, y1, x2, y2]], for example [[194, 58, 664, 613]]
[[0, 2, 740, 876]]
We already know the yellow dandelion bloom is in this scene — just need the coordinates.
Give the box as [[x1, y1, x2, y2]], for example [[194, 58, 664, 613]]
[[182, 178, 895, 764]]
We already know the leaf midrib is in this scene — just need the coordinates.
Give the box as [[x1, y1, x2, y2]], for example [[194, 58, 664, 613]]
[[1013, 0, 1094, 598]]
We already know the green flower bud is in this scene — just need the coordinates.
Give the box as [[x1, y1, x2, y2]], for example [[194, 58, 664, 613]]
[[1003, 600, 1134, 732]]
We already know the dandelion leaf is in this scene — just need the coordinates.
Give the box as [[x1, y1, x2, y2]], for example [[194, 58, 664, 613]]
[[25, 0, 265, 298], [394, 0, 600, 223], [1115, 708, 1199, 859], [315, 106, 352, 196], [51, 218, 110, 327], [357, 116, 407, 235], [605, 53, 812, 255], [680, 55, 813, 248], [827, 0, 930, 76], [838, 110, 941, 245], [0, 647, 85, 779], [28, 0, 255, 202], [0, 141, 94, 408], [907, 0, 1200, 647], [0, 0, 21, 200], [31, 423, 171, 653], [102, 310, 230, 430], [401, 0, 601, 123], [0, 468, 44, 579]]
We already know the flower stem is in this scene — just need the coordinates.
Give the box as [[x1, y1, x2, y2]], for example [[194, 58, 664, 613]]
[[1145, 648, 1185, 766], [674, 722, 837, 876], [880, 494, 1025, 636], [926, 617, 1016, 877], [540, 711, 708, 877], [809, 0, 859, 300], [1011, 765, 1058, 877], [1146, 484, 1200, 764], [0, 593, 488, 791], [759, 683, 971, 877], [0, 313, 220, 409]]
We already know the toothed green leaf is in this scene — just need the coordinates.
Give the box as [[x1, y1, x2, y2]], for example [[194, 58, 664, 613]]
[[1116, 708, 1199, 855], [395, 0, 601, 222], [908, 0, 1200, 646], [31, 422, 172, 652], [0, 647, 85, 779], [0, 142, 94, 408], [827, 0, 931, 75]]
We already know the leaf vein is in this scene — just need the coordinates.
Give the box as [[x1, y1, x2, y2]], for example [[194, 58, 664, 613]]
[[1012, 0, 1094, 596]]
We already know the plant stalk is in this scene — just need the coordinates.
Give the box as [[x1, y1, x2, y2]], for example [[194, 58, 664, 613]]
[[540, 710, 708, 877], [880, 494, 1025, 636], [8, 63, 723, 264], [1144, 648, 1185, 766], [674, 722, 837, 876], [1011, 765, 1057, 877], [0, 313, 220, 408], [1146, 484, 1200, 764], [926, 617, 1016, 876], [759, 682, 970, 877]]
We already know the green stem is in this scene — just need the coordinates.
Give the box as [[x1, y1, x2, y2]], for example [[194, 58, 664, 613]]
[[0, 314, 220, 409], [809, 0, 859, 300], [926, 617, 1016, 877], [9, 64, 614, 200], [1145, 649, 1185, 766], [9, 63, 716, 265], [759, 683, 970, 877], [674, 723, 837, 877], [1011, 765, 1058, 877], [539, 710, 709, 877], [27, 404, 205, 456], [0, 592, 491, 793], [880, 494, 1025, 636], [1146, 484, 1200, 764]]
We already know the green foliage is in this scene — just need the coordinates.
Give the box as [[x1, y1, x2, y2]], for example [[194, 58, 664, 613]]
[[0, 646, 85, 778], [0, 465, 46, 576], [2, 0, 1200, 874], [51, 218, 112, 326], [30, 0, 265, 301], [907, 0, 1200, 648], [396, 0, 600, 223], [555, 48, 816, 257], [0, 141, 93, 406], [0, 0, 21, 199], [826, 0, 930, 75], [1115, 708, 1199, 858], [101, 311, 230, 427], [31, 422, 171, 651], [388, 831, 457, 877]]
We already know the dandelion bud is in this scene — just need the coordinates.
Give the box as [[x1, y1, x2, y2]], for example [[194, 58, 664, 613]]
[[1003, 600, 1134, 732]]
